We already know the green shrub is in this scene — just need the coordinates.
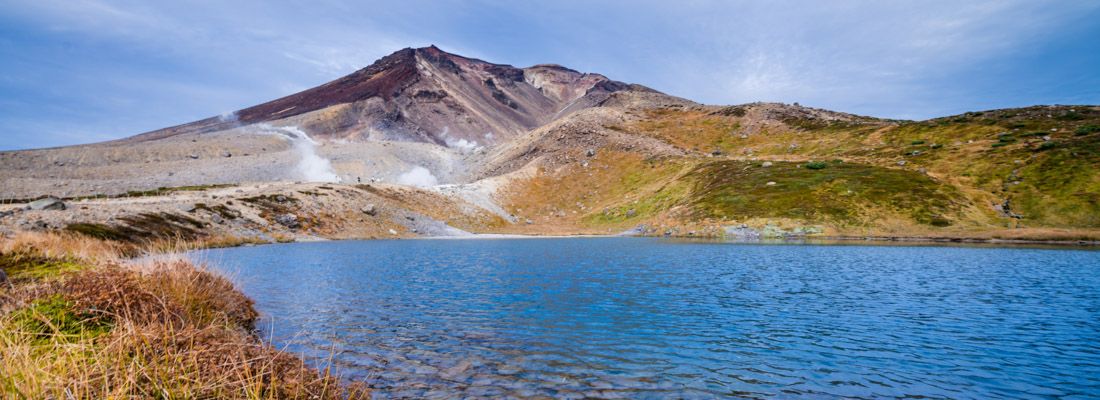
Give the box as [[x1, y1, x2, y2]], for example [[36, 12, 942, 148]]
[[1036, 141, 1057, 151], [992, 142, 1009, 148], [1057, 111, 1084, 121], [804, 161, 828, 170], [911, 140, 926, 145], [1076, 125, 1100, 136], [930, 143, 943, 149]]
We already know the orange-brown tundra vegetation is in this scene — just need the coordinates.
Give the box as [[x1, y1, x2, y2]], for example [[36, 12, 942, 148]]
[[0, 232, 369, 399]]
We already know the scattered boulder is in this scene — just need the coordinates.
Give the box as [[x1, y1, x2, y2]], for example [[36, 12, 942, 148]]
[[792, 226, 824, 236], [0, 210, 13, 219], [897, 160, 907, 166], [275, 195, 288, 203], [761, 224, 787, 238], [179, 204, 197, 213], [389, 229, 398, 235], [994, 199, 1023, 219], [221, 151, 232, 158], [626, 209, 637, 217], [765, 181, 777, 186], [188, 154, 199, 159], [361, 204, 377, 216], [0, 268, 7, 286], [28, 197, 66, 211], [275, 213, 300, 228], [211, 214, 224, 224], [761, 161, 773, 168], [585, 148, 596, 157]]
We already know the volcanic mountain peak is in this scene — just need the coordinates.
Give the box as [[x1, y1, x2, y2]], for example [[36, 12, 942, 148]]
[[128, 46, 637, 147]]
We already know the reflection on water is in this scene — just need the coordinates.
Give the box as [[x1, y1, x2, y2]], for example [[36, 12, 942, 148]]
[[197, 238, 1100, 399]]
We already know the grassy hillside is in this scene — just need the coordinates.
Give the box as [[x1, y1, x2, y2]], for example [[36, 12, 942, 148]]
[[500, 104, 1100, 239]]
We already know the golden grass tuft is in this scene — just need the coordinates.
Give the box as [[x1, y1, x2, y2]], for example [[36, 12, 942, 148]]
[[0, 232, 369, 399]]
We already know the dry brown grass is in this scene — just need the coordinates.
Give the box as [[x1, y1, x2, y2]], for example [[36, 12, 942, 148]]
[[1, 232, 126, 266], [0, 232, 369, 399]]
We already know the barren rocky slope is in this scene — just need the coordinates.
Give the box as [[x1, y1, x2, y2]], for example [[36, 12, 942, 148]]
[[2, 46, 1098, 243]]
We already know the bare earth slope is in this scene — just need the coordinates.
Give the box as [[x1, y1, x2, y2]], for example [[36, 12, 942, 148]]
[[2, 46, 1098, 243]]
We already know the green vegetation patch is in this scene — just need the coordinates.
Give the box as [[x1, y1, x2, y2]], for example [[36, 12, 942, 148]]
[[66, 212, 204, 243], [65, 223, 135, 242], [0, 253, 88, 281], [685, 161, 966, 226], [1007, 134, 1100, 227], [584, 180, 693, 225], [6, 296, 113, 344], [240, 194, 299, 215], [193, 203, 240, 220]]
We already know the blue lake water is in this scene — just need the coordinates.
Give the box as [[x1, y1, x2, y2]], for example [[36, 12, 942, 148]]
[[197, 238, 1100, 399]]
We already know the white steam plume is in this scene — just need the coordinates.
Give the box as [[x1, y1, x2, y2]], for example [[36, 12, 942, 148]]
[[218, 111, 239, 122], [254, 124, 341, 183], [439, 126, 482, 153], [396, 166, 438, 188]]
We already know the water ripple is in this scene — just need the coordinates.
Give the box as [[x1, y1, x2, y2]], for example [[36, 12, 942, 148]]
[[198, 238, 1100, 399]]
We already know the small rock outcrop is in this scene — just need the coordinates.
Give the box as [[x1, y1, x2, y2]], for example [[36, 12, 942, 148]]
[[28, 197, 66, 211], [275, 213, 300, 228], [362, 204, 377, 216]]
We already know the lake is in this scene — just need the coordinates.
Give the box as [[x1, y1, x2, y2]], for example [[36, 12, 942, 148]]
[[196, 238, 1100, 399]]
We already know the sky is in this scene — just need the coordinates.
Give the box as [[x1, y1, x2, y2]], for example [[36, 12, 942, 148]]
[[1, 0, 1099, 150]]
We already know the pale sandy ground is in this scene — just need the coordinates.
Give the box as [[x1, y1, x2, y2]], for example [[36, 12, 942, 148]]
[[0, 181, 512, 242]]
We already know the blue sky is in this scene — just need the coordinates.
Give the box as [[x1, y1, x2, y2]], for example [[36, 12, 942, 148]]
[[1, 0, 1098, 150]]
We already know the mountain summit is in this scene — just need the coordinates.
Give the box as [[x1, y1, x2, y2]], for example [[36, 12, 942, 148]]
[[131, 46, 639, 147]]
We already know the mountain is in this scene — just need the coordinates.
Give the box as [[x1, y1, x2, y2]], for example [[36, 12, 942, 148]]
[[127, 45, 638, 147], [1, 46, 1098, 243]]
